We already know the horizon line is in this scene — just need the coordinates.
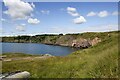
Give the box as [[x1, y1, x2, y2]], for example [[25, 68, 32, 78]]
[[0, 30, 119, 37]]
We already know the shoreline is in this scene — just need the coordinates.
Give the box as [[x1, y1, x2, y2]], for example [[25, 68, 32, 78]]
[[1, 42, 80, 56], [1, 41, 88, 49], [2, 31, 119, 78], [1, 41, 79, 48]]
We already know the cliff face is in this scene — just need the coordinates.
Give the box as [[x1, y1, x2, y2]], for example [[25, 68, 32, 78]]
[[3, 31, 117, 49], [71, 38, 91, 48], [55, 37, 101, 48]]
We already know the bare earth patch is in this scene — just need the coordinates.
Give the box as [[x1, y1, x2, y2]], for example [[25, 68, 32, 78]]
[[1, 55, 54, 62]]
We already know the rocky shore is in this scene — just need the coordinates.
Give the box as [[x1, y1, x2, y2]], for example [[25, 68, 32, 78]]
[[44, 37, 101, 49], [1, 32, 104, 49]]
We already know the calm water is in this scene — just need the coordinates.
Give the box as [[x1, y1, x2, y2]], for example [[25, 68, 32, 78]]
[[1, 42, 78, 56]]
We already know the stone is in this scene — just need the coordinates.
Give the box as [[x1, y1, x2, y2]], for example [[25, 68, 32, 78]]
[[91, 37, 101, 46], [72, 38, 91, 48], [44, 54, 52, 56]]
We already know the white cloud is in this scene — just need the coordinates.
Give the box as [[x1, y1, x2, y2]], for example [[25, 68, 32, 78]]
[[73, 16, 86, 24], [67, 7, 86, 24], [28, 18, 40, 24], [66, 7, 87, 24], [1, 18, 6, 21], [87, 11, 96, 16], [21, 24, 26, 26], [67, 7, 79, 17], [3, 0, 34, 20], [67, 11, 79, 17], [85, 24, 118, 32], [98, 11, 108, 17], [50, 24, 118, 34], [67, 7, 77, 12], [87, 11, 119, 17], [41, 10, 50, 15], [112, 11, 118, 16], [31, 2, 35, 8], [16, 25, 25, 31]]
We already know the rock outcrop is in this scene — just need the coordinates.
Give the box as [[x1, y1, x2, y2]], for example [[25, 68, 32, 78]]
[[90, 37, 101, 46], [72, 38, 91, 48], [71, 37, 101, 48], [2, 33, 102, 49]]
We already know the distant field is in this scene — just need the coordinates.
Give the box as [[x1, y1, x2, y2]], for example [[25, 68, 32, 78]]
[[2, 31, 119, 78]]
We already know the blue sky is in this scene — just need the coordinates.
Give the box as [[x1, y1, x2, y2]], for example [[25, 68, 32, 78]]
[[0, 0, 118, 36], [1, 0, 119, 2]]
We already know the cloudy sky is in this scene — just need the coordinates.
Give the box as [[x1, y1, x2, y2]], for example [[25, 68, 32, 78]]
[[0, 0, 118, 36]]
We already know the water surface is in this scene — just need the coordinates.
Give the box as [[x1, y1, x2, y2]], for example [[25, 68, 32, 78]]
[[1, 42, 78, 56]]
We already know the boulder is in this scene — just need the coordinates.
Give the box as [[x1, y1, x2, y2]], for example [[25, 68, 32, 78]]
[[91, 37, 101, 46], [72, 38, 91, 48], [71, 37, 101, 48], [1, 71, 30, 79], [44, 54, 52, 57]]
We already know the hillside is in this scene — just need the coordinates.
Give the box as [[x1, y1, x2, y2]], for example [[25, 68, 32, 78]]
[[2, 31, 117, 48], [2, 31, 119, 78]]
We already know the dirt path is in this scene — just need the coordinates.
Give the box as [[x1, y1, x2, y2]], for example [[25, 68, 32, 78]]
[[2, 56, 54, 62]]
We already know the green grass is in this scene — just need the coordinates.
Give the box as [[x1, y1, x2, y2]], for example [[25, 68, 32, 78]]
[[2, 31, 119, 78], [2, 53, 42, 58]]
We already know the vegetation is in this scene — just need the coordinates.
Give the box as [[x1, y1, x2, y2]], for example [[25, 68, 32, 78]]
[[0, 32, 114, 43], [2, 31, 119, 78], [2, 53, 42, 58], [1, 34, 60, 43]]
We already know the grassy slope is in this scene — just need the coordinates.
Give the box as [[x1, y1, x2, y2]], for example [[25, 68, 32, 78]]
[[2, 31, 119, 78]]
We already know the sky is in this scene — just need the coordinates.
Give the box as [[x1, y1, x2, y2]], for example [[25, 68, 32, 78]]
[[0, 0, 119, 36], [1, 0, 119, 2]]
